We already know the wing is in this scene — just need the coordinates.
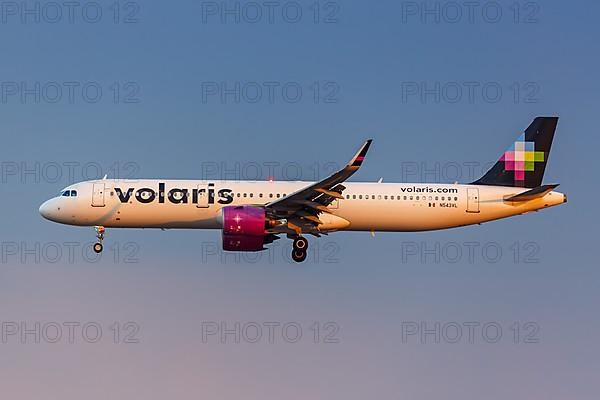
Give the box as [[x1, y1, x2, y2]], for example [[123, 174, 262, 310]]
[[265, 139, 372, 235]]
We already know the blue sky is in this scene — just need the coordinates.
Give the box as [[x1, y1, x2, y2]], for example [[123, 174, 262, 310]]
[[1, 1, 598, 398]]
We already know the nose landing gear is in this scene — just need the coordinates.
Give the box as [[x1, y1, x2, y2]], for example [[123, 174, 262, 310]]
[[93, 226, 105, 253], [291, 236, 308, 263]]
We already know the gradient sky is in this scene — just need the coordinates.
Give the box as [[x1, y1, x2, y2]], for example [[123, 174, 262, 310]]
[[1, 0, 598, 399]]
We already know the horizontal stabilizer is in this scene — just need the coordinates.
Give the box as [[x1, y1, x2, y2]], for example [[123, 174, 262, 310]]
[[504, 184, 559, 202]]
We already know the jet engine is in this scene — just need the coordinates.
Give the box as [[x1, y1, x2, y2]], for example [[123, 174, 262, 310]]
[[220, 205, 268, 251]]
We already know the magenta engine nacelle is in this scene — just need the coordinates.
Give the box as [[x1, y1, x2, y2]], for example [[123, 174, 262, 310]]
[[220, 205, 267, 251]]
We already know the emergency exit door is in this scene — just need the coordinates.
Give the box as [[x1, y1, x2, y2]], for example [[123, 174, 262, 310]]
[[466, 188, 479, 213], [91, 183, 105, 207], [196, 184, 209, 208]]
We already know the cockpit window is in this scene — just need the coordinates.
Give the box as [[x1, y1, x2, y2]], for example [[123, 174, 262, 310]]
[[70, 190, 77, 197], [62, 191, 70, 197]]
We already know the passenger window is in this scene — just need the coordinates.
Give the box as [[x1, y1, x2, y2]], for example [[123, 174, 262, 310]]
[[249, 193, 253, 198], [416, 196, 419, 200], [384, 195, 388, 200], [276, 194, 281, 198], [403, 196, 407, 200], [71, 190, 77, 197], [243, 193, 247, 198], [269, 193, 273, 198], [352, 195, 356, 199], [359, 195, 362, 199], [259, 193, 263, 198]]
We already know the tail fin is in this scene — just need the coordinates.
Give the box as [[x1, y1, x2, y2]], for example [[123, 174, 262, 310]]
[[472, 117, 558, 188]]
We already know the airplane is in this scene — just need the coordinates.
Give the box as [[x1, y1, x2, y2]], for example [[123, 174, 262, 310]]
[[39, 117, 566, 262]]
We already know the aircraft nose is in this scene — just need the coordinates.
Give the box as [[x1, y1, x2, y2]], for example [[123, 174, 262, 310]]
[[39, 199, 56, 221]]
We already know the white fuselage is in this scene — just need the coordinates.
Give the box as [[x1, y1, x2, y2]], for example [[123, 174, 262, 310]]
[[39, 179, 566, 232]]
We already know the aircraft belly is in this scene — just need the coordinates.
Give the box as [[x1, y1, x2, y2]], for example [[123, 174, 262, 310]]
[[96, 203, 221, 229]]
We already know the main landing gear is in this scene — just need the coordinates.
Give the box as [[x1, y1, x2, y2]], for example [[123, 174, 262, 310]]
[[291, 236, 308, 263], [93, 226, 105, 253]]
